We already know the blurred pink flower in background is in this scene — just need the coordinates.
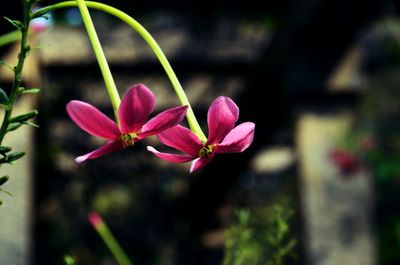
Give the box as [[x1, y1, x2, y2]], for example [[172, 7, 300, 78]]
[[329, 149, 361, 175]]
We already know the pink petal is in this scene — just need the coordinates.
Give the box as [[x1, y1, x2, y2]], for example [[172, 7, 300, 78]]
[[206, 96, 239, 145], [147, 146, 195, 163], [118, 84, 155, 134], [139, 105, 188, 138], [75, 140, 123, 163], [156, 125, 203, 156], [190, 157, 211, 173], [215, 122, 255, 153], [66, 100, 120, 140]]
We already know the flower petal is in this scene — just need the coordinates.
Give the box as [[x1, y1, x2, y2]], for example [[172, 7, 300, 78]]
[[147, 146, 195, 163], [206, 96, 239, 145], [75, 140, 123, 163], [66, 100, 120, 140], [156, 125, 203, 156], [139, 105, 188, 138], [215, 122, 255, 153], [118, 84, 155, 134], [190, 157, 211, 173]]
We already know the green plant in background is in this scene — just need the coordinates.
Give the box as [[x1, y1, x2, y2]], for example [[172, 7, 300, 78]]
[[64, 255, 77, 265], [264, 202, 297, 265], [0, 0, 42, 204], [223, 209, 261, 265], [222, 197, 297, 265]]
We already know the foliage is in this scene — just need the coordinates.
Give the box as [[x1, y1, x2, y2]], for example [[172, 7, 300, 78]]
[[0, 0, 41, 205], [222, 209, 261, 265], [222, 197, 297, 265]]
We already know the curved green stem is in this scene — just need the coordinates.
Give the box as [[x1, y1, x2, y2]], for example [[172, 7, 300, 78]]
[[75, 0, 121, 124], [32, 1, 207, 142]]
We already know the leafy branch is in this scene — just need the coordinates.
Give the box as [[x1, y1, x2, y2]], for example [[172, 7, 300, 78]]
[[0, 0, 41, 204]]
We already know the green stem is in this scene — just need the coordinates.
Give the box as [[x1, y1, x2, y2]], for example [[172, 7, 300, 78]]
[[89, 213, 133, 265], [32, 1, 207, 142], [74, 0, 121, 124], [0, 1, 33, 145]]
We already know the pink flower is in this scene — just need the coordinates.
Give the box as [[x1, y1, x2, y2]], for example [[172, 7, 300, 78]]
[[147, 96, 255, 173], [67, 84, 188, 163], [329, 149, 361, 175]]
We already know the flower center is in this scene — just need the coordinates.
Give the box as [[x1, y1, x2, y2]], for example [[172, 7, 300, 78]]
[[199, 145, 214, 158], [121, 132, 137, 147]]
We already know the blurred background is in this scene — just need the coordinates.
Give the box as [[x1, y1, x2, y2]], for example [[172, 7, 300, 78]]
[[1, 0, 400, 264]]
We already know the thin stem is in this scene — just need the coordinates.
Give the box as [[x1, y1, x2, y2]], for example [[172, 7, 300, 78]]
[[0, 1, 33, 145], [74, 0, 121, 124], [88, 212, 133, 265], [32, 1, 207, 142]]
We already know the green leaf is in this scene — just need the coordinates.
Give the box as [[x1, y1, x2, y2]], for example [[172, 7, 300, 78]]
[[22, 121, 39, 128], [0, 60, 14, 72], [0, 88, 8, 105], [0, 146, 12, 155], [0, 200, 2, 206], [22, 88, 40, 94], [7, 122, 22, 132], [0, 151, 25, 164], [9, 110, 38, 123], [4, 17, 24, 30], [31, 44, 49, 50], [7, 151, 25, 162], [0, 188, 12, 196], [17, 86, 25, 93], [0, 175, 9, 186]]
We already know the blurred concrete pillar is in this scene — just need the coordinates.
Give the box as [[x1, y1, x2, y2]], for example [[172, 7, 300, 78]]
[[296, 112, 376, 265], [0, 96, 34, 265], [0, 40, 39, 265]]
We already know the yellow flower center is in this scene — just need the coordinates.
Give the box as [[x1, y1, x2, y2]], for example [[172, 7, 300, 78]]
[[121, 132, 137, 147], [199, 145, 214, 158]]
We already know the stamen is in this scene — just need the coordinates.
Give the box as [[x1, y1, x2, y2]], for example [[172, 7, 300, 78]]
[[199, 145, 213, 158], [121, 132, 137, 147]]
